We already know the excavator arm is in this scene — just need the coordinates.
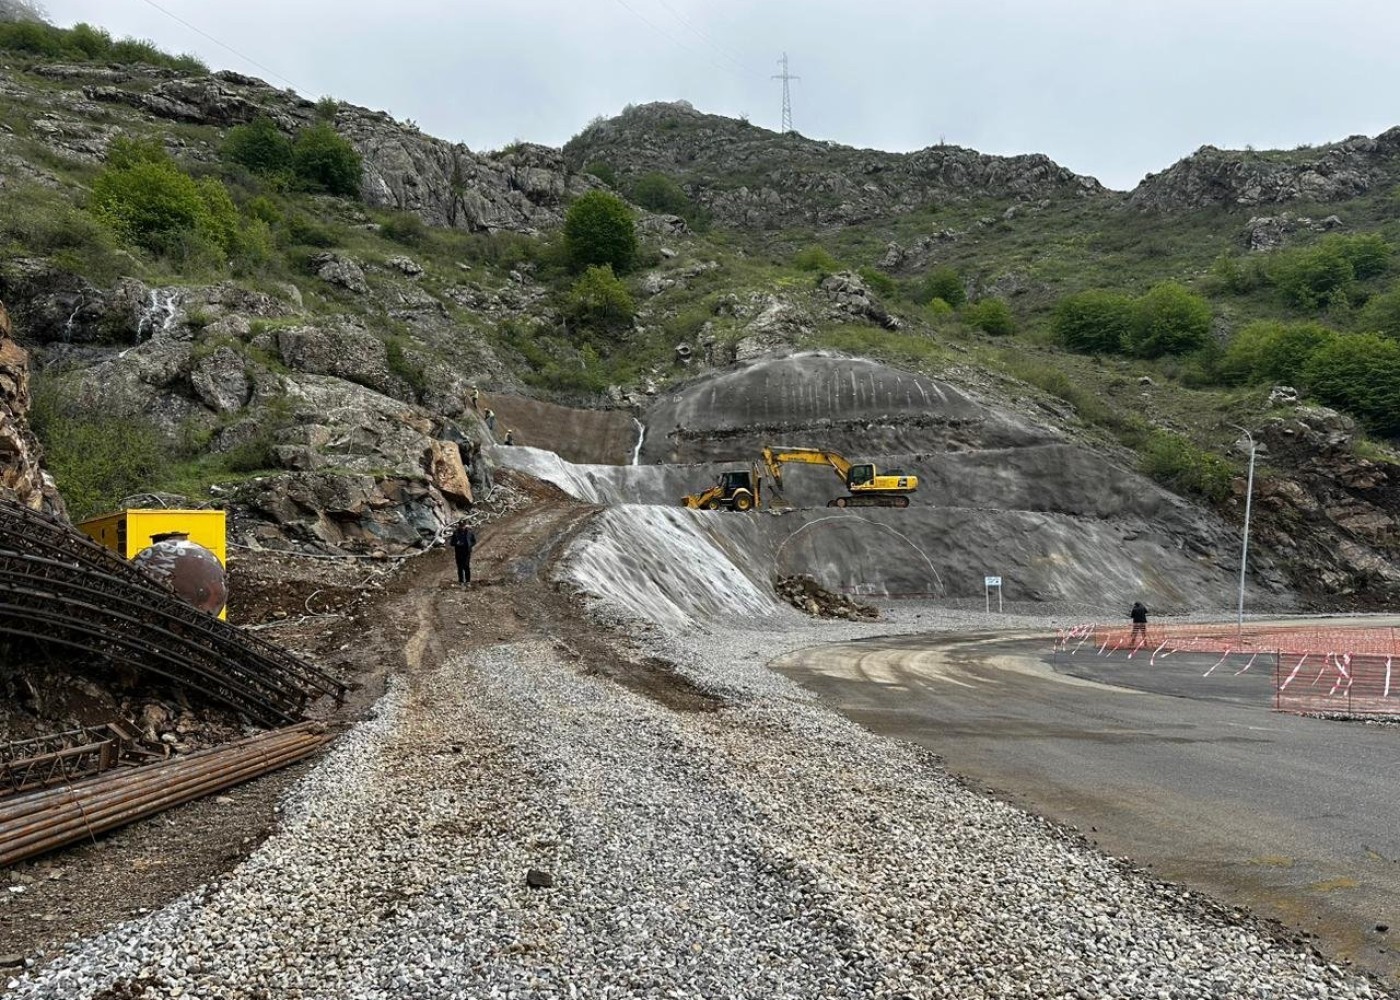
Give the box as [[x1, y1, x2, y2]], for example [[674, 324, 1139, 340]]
[[761, 447, 852, 492], [761, 445, 917, 509]]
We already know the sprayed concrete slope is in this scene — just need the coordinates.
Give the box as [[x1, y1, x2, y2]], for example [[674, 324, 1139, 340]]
[[490, 354, 1291, 621], [641, 353, 1053, 462], [558, 503, 1271, 625]]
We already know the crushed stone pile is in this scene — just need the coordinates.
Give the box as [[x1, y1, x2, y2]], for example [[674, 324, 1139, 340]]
[[776, 574, 879, 620]]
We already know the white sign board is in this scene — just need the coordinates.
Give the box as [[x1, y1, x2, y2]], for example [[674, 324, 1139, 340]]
[[985, 576, 1002, 587], [984, 575, 1003, 613]]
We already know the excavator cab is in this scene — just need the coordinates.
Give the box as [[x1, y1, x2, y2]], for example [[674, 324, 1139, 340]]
[[846, 464, 875, 486]]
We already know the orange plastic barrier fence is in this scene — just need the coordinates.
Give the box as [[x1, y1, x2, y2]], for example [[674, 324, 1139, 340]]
[[1054, 622, 1400, 716]]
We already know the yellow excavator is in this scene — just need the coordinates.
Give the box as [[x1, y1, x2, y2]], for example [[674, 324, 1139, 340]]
[[681, 464, 762, 511], [761, 446, 918, 508]]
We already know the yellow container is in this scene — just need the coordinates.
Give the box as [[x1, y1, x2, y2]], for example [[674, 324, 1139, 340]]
[[78, 509, 228, 619]]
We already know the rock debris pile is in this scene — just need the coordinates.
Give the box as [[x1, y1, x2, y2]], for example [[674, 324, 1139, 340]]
[[776, 574, 879, 621]]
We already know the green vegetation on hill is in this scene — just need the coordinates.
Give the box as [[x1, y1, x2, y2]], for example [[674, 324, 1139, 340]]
[[0, 18, 205, 72]]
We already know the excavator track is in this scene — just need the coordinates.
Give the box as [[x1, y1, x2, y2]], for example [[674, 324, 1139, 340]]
[[826, 496, 912, 509]]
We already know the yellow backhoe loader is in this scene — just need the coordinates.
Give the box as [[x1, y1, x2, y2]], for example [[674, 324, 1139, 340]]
[[681, 465, 762, 512], [761, 447, 917, 508]]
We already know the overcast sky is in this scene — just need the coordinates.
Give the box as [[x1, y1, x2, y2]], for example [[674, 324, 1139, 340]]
[[39, 0, 1400, 190]]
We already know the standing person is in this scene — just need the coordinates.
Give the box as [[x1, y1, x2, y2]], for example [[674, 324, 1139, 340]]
[[484, 408, 496, 434], [1130, 601, 1148, 644], [470, 385, 480, 412], [450, 520, 477, 587]]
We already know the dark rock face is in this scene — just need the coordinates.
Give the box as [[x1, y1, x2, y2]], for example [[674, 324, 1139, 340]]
[[1130, 128, 1400, 210], [565, 102, 1106, 228], [1251, 407, 1400, 603], [0, 300, 65, 516]]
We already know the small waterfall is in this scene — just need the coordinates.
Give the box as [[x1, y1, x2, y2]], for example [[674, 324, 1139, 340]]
[[630, 418, 645, 466], [61, 296, 84, 342], [136, 289, 182, 343]]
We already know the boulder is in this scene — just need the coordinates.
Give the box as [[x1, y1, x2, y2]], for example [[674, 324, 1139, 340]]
[[273, 324, 410, 401], [311, 253, 369, 295], [188, 347, 252, 414], [819, 270, 899, 330], [425, 439, 473, 504]]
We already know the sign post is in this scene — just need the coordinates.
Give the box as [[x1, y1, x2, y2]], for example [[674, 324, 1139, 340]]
[[984, 575, 1002, 614]]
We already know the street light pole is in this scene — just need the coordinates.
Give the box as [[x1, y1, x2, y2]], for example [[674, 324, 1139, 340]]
[[1231, 425, 1257, 639]]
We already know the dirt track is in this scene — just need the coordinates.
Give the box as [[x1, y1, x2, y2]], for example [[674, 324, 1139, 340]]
[[2, 492, 713, 971]]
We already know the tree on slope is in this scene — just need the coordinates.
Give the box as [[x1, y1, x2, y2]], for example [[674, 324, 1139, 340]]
[[563, 190, 637, 273]]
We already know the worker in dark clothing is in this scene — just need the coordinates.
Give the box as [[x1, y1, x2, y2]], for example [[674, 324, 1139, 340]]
[[503, 428, 515, 446], [1130, 601, 1148, 644], [450, 520, 477, 587]]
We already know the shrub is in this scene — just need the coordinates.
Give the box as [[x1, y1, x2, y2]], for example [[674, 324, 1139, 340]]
[[1359, 286, 1400, 339], [924, 297, 955, 320], [381, 211, 428, 246], [1052, 290, 1135, 353], [857, 266, 898, 299], [29, 385, 170, 521], [962, 297, 1015, 336], [222, 116, 293, 177], [245, 195, 282, 225], [583, 160, 618, 187], [563, 190, 637, 273], [565, 265, 635, 331], [90, 139, 240, 260], [1274, 241, 1355, 309], [1218, 320, 1337, 385], [913, 266, 966, 308], [283, 213, 339, 248], [291, 124, 362, 197], [1333, 232, 1392, 281], [314, 96, 340, 122], [1138, 431, 1233, 502], [794, 245, 839, 273], [1123, 282, 1212, 358], [1303, 333, 1400, 436], [631, 172, 691, 215]]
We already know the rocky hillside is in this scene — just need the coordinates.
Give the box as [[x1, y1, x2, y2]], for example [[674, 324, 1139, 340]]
[[565, 101, 1106, 229], [1131, 129, 1400, 210], [1, 20, 1400, 606]]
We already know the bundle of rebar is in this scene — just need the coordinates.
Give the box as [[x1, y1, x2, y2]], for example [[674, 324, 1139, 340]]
[[0, 723, 329, 868], [0, 500, 346, 725]]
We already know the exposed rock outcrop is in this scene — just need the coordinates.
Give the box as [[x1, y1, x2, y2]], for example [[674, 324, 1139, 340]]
[[566, 102, 1106, 228], [0, 300, 64, 516], [1131, 129, 1400, 210], [1242, 213, 1344, 251], [1251, 406, 1400, 602]]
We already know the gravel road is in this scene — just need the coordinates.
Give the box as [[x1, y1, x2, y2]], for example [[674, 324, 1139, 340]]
[[7, 598, 1389, 998]]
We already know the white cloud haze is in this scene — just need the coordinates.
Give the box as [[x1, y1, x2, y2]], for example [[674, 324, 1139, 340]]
[[40, 0, 1400, 189]]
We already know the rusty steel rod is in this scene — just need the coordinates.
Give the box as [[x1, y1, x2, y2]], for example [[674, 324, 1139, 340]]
[[0, 742, 321, 862], [0, 725, 330, 868], [0, 727, 322, 829], [1, 724, 322, 815]]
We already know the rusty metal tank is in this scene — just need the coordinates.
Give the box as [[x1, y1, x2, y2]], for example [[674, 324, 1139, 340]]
[[131, 531, 228, 616]]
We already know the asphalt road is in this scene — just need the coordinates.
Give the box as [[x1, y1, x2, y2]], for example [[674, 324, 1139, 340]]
[[773, 631, 1400, 987]]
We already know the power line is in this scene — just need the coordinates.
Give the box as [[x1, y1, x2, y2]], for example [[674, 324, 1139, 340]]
[[649, 0, 754, 77], [610, 0, 754, 82], [133, 0, 302, 92], [772, 52, 799, 134]]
